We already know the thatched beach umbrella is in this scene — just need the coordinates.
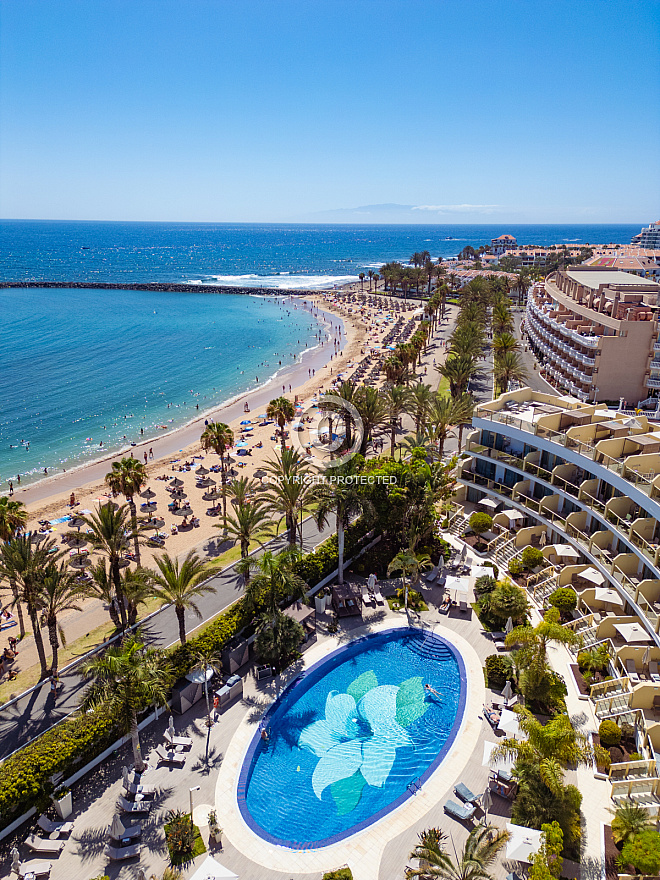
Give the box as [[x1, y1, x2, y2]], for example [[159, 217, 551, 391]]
[[68, 515, 86, 530], [170, 489, 187, 500], [67, 534, 88, 550], [195, 465, 209, 476], [140, 487, 156, 500], [169, 477, 184, 488]]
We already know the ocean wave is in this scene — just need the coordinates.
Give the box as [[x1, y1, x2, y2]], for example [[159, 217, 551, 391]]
[[187, 273, 359, 290]]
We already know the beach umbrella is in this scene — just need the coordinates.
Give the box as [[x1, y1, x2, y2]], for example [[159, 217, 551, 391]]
[[498, 708, 521, 738], [121, 765, 129, 783], [240, 419, 252, 425], [137, 870, 147, 880], [141, 500, 157, 511], [170, 489, 187, 500], [140, 487, 156, 499], [169, 477, 184, 488], [30, 531, 47, 543], [502, 680, 514, 704], [481, 786, 493, 820], [437, 555, 445, 572], [68, 515, 86, 530], [66, 533, 87, 550], [10, 846, 20, 872], [111, 814, 125, 840], [195, 465, 209, 476], [642, 646, 651, 666], [505, 616, 514, 635], [143, 517, 165, 530], [506, 824, 543, 864], [196, 477, 216, 488], [460, 544, 468, 561], [173, 507, 194, 517], [70, 555, 91, 570], [540, 531, 547, 547], [168, 715, 175, 738], [203, 489, 222, 501]]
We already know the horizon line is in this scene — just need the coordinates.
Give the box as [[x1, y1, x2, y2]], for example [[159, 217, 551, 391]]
[[0, 218, 645, 226]]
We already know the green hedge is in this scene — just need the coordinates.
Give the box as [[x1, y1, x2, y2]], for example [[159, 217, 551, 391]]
[[0, 519, 372, 830]]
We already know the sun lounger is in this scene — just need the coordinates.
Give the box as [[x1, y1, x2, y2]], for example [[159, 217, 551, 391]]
[[109, 820, 141, 841], [104, 843, 141, 860], [361, 585, 374, 606], [454, 782, 480, 804], [425, 565, 438, 582], [163, 729, 193, 749], [18, 860, 52, 879], [117, 794, 152, 813], [155, 745, 186, 766], [459, 600, 468, 614], [373, 588, 384, 605], [123, 781, 156, 796], [625, 659, 641, 683], [443, 799, 476, 822], [37, 815, 74, 836], [483, 706, 501, 728], [649, 660, 660, 683], [25, 834, 65, 856]]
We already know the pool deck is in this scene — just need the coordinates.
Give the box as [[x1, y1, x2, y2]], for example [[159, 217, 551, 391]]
[[0, 558, 608, 880]]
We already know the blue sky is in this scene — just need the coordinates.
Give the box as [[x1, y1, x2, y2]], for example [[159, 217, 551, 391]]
[[1, 0, 658, 223]]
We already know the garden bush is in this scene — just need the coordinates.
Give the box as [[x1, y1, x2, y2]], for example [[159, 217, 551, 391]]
[[548, 587, 577, 613], [521, 546, 544, 570], [598, 719, 622, 748], [507, 557, 524, 576], [485, 654, 509, 689], [619, 828, 660, 875], [468, 511, 493, 536], [323, 870, 353, 880], [489, 579, 529, 626], [474, 575, 497, 596], [164, 809, 206, 866]]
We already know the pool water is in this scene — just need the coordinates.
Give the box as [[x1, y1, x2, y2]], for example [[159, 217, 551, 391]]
[[237, 627, 466, 848]]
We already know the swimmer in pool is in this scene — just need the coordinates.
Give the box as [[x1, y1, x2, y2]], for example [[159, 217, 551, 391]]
[[425, 684, 442, 698]]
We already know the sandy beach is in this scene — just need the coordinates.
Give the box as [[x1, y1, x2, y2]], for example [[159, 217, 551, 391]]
[[0, 284, 430, 693]]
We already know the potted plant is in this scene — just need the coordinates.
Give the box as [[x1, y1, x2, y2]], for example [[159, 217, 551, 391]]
[[52, 786, 72, 819], [314, 589, 327, 613], [208, 810, 222, 846]]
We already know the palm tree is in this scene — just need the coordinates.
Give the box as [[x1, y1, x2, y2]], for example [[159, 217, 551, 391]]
[[261, 448, 313, 546], [190, 648, 222, 731], [407, 383, 433, 433], [105, 457, 147, 565], [122, 567, 153, 628], [245, 547, 306, 626], [149, 551, 213, 644], [313, 460, 370, 585], [0, 496, 28, 637], [494, 350, 527, 395], [228, 476, 259, 508], [76, 502, 131, 630], [427, 393, 475, 459], [201, 422, 234, 530], [331, 381, 360, 451], [38, 561, 84, 672], [505, 606, 580, 660], [491, 302, 513, 335], [387, 547, 431, 611], [224, 499, 273, 558], [609, 802, 654, 846], [382, 384, 408, 457], [492, 332, 520, 359], [438, 355, 477, 398], [406, 824, 509, 880], [266, 397, 295, 452], [354, 385, 386, 455], [491, 706, 607, 791], [83, 559, 122, 629], [0, 534, 58, 679], [383, 355, 406, 385], [80, 634, 168, 772], [453, 392, 475, 452]]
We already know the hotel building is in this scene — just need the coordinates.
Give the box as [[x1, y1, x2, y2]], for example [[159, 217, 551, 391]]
[[633, 221, 660, 249], [525, 267, 660, 406], [452, 387, 660, 804]]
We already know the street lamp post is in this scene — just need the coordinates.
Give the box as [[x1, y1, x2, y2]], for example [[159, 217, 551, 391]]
[[189, 785, 200, 832]]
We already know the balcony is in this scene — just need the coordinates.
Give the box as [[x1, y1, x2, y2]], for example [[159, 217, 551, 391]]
[[654, 341, 660, 352], [646, 377, 660, 389]]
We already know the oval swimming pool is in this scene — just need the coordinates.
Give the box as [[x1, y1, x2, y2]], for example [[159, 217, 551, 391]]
[[237, 627, 466, 848]]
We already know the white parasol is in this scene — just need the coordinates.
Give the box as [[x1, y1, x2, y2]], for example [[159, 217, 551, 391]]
[[505, 616, 514, 634], [110, 814, 124, 840], [506, 823, 543, 863], [613, 622, 653, 643], [498, 707, 521, 737], [502, 680, 514, 704]]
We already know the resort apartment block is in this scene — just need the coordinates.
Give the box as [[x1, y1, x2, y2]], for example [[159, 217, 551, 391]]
[[633, 220, 660, 248], [452, 388, 660, 804], [525, 267, 660, 406]]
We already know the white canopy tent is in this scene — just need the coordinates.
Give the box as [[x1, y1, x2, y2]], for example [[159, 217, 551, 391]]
[[498, 707, 521, 737], [614, 622, 653, 643], [471, 565, 495, 581], [551, 544, 580, 561], [594, 586, 624, 607], [188, 856, 239, 880], [576, 566, 605, 587], [506, 823, 543, 863], [482, 740, 514, 775]]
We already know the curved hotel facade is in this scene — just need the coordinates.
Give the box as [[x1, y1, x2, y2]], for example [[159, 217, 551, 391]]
[[455, 388, 660, 790], [525, 267, 660, 406]]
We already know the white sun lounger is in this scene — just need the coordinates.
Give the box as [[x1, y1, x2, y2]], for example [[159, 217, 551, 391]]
[[37, 815, 74, 836], [109, 819, 141, 841], [18, 860, 52, 879], [155, 745, 186, 766], [123, 780, 156, 796], [361, 585, 374, 606], [117, 794, 152, 814], [649, 660, 660, 683], [373, 588, 385, 605], [625, 659, 641, 683], [25, 835, 65, 856], [104, 843, 141, 860], [163, 729, 194, 749]]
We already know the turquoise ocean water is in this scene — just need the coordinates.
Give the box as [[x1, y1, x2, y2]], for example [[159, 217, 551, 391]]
[[0, 221, 642, 488]]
